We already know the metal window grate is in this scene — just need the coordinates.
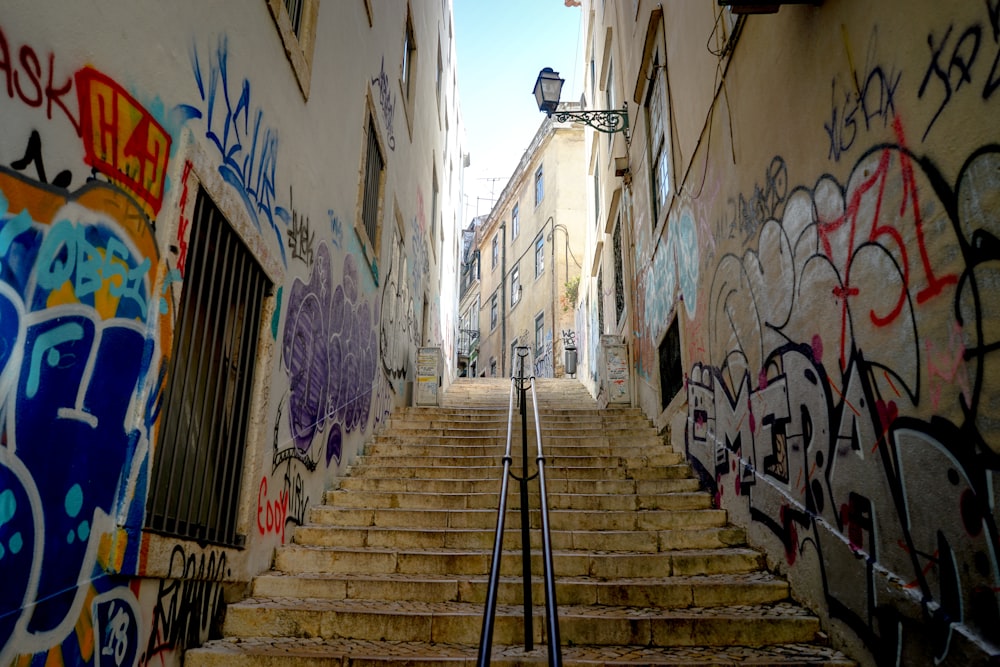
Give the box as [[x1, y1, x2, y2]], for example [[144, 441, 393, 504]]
[[283, 0, 304, 37], [146, 188, 272, 547], [362, 116, 384, 250]]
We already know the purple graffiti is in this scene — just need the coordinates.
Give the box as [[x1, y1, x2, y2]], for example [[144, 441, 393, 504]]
[[282, 244, 376, 466]]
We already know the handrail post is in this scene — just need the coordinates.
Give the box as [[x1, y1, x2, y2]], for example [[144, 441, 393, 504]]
[[516, 347, 533, 650]]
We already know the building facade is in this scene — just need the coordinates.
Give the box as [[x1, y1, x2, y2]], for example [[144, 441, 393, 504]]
[[576, 1, 1000, 665], [470, 114, 586, 380], [0, 1, 464, 664]]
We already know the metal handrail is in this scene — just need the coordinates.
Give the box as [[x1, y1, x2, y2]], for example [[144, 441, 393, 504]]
[[477, 347, 561, 666]]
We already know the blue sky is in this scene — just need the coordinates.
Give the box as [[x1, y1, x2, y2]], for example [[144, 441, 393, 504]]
[[454, 0, 583, 223]]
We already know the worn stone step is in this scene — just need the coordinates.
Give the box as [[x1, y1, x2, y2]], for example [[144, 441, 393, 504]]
[[364, 442, 676, 460], [291, 524, 746, 553], [351, 453, 678, 471], [320, 489, 710, 512], [249, 571, 789, 608], [307, 505, 729, 531], [187, 637, 856, 666], [273, 544, 762, 578], [334, 476, 701, 495], [219, 598, 821, 647]]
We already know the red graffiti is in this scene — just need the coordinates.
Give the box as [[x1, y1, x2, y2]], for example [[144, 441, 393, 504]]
[[176, 161, 194, 275], [0, 25, 81, 134], [76, 67, 170, 218], [257, 476, 289, 543], [816, 117, 959, 370]]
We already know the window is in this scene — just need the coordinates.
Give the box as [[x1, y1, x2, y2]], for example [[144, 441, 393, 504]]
[[613, 216, 625, 325], [534, 235, 545, 278], [471, 296, 480, 332], [597, 269, 605, 335], [592, 154, 601, 229], [534, 312, 545, 356], [436, 39, 444, 112], [605, 57, 616, 109], [490, 357, 497, 377], [534, 166, 544, 206], [360, 113, 385, 259], [490, 293, 498, 330], [266, 0, 319, 97], [511, 264, 521, 306], [659, 317, 683, 409], [431, 166, 439, 257], [491, 234, 499, 269], [646, 54, 670, 226], [147, 188, 272, 546], [402, 9, 416, 101], [511, 203, 520, 239]]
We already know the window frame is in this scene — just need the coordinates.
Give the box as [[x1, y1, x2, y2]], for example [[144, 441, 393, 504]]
[[511, 263, 521, 306], [491, 234, 499, 270], [534, 165, 544, 206], [490, 293, 498, 330], [534, 234, 545, 278], [266, 0, 320, 98], [357, 109, 386, 275], [645, 53, 670, 229]]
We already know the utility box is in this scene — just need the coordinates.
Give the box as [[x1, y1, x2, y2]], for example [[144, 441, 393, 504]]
[[414, 347, 441, 406], [601, 336, 630, 405]]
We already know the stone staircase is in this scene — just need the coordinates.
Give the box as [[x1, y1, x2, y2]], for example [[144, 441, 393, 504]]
[[186, 377, 853, 665]]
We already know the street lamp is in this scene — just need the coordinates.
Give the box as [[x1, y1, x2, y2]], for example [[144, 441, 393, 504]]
[[533, 67, 629, 138]]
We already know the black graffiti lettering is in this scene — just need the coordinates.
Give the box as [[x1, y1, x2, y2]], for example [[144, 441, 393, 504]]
[[143, 545, 229, 663], [10, 130, 73, 187]]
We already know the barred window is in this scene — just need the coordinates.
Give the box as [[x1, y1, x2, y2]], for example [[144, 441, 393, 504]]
[[146, 188, 271, 546]]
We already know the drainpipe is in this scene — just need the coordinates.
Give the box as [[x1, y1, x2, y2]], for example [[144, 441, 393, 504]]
[[500, 222, 507, 376]]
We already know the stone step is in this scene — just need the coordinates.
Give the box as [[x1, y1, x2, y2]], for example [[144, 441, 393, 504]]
[[321, 489, 712, 512], [218, 598, 821, 647], [273, 545, 763, 578], [350, 453, 683, 472], [343, 463, 693, 481], [364, 442, 675, 459], [187, 638, 855, 666], [250, 571, 788, 608], [291, 524, 746, 553], [334, 476, 701, 495], [307, 506, 729, 531]]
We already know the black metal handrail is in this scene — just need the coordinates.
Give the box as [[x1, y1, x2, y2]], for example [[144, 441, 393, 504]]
[[477, 346, 561, 666]]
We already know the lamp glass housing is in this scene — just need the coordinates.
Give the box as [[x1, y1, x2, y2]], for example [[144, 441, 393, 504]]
[[533, 67, 564, 115]]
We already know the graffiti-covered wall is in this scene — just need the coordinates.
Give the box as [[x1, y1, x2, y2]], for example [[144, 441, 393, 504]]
[[0, 1, 464, 664], [582, 1, 999, 664]]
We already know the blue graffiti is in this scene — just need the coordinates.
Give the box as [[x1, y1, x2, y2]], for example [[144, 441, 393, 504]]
[[178, 35, 289, 265], [0, 176, 156, 664]]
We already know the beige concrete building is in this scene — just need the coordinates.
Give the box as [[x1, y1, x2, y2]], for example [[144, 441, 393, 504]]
[[576, 1, 1000, 665], [470, 112, 586, 379], [0, 1, 464, 664]]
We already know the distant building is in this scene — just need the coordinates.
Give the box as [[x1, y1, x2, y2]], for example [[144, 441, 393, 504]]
[[465, 110, 586, 379], [0, 1, 464, 664], [576, 1, 1000, 665]]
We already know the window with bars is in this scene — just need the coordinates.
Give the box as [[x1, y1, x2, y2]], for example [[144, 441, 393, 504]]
[[646, 54, 670, 226], [534, 312, 545, 356], [361, 114, 384, 256], [613, 216, 625, 326], [534, 234, 544, 278], [283, 0, 304, 37], [267, 0, 319, 97], [659, 317, 683, 409], [146, 188, 272, 547], [402, 9, 417, 101], [511, 264, 521, 306]]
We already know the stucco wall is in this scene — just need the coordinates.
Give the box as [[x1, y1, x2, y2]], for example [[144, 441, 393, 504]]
[[0, 1, 463, 664], [583, 1, 1000, 664]]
